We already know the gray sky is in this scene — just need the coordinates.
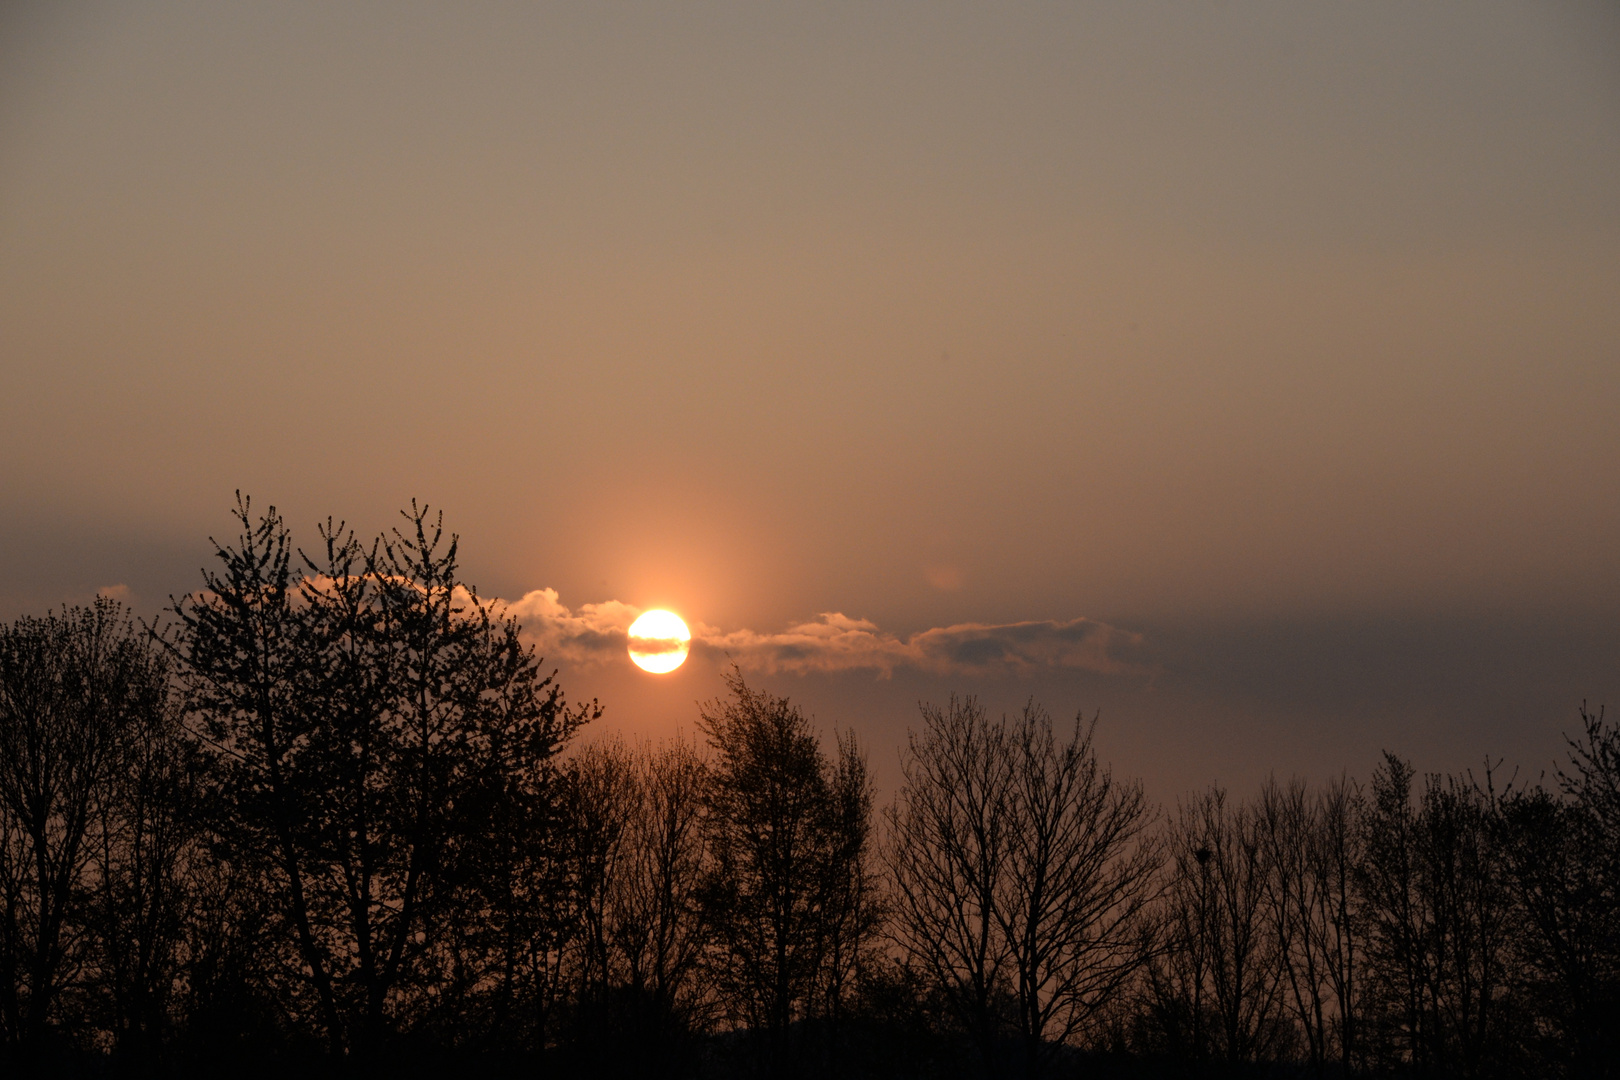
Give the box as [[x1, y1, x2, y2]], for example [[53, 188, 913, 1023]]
[[3, 0, 1617, 800]]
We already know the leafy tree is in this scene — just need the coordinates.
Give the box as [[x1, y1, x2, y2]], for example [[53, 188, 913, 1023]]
[[169, 496, 594, 1061]]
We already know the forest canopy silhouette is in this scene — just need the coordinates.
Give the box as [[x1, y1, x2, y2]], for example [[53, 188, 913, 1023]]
[[1, 500, 1615, 1079]]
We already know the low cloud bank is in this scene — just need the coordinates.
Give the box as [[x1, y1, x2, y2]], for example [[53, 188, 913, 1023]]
[[501, 589, 1147, 678]]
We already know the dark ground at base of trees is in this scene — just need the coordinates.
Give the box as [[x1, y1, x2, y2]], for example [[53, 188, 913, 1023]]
[[2, 1036, 1350, 1080]]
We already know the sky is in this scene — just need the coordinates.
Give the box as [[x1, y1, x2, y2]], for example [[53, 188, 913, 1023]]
[[2, 0, 1618, 802]]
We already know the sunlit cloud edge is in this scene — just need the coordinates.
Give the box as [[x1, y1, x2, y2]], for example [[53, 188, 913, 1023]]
[[497, 588, 1150, 679]]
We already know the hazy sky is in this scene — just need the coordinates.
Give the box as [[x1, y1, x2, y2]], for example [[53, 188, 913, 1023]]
[[3, 1, 1618, 799]]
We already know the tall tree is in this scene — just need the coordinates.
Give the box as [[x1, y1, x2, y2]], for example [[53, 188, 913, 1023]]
[[699, 671, 874, 1077], [0, 598, 170, 1059], [815, 728, 881, 1043], [85, 664, 195, 1067], [1497, 706, 1620, 1079], [1147, 786, 1288, 1066], [886, 696, 1015, 1069], [1256, 775, 1364, 1076], [171, 496, 593, 1060], [1358, 753, 1514, 1076], [575, 737, 712, 1028], [619, 739, 711, 1026], [998, 704, 1156, 1077], [888, 697, 1156, 1078], [568, 740, 639, 1005], [557, 738, 715, 1076], [1314, 776, 1365, 1073]]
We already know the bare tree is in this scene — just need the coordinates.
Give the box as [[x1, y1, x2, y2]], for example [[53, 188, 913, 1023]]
[[0, 599, 168, 1060], [564, 737, 716, 1073], [1496, 705, 1620, 1079], [567, 739, 639, 1001], [886, 697, 1016, 1068], [1258, 777, 1323, 1068], [888, 697, 1156, 1078], [1147, 786, 1288, 1065], [1550, 704, 1620, 1078], [618, 738, 711, 1025], [1257, 775, 1363, 1076], [817, 729, 882, 1040], [1358, 753, 1514, 1076], [1314, 776, 1365, 1073], [85, 666, 194, 1067], [999, 704, 1157, 1075]]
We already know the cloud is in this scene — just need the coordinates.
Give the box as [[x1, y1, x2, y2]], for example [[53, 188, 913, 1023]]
[[502, 589, 645, 667], [500, 589, 1148, 678]]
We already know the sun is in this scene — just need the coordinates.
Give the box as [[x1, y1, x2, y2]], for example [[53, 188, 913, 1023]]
[[627, 609, 691, 674]]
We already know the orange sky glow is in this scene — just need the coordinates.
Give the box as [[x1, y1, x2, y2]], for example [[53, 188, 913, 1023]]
[[2, 0, 1617, 799]]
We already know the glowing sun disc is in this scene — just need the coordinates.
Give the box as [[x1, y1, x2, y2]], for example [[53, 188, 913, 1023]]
[[627, 610, 691, 674]]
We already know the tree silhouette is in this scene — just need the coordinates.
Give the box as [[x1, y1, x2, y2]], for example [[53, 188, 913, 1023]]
[[886, 696, 1014, 1070], [1147, 785, 1291, 1066], [698, 670, 875, 1077], [1256, 775, 1363, 1075], [557, 737, 714, 1076], [888, 697, 1156, 1078], [0, 599, 171, 1063], [84, 649, 194, 1067], [169, 496, 594, 1061], [3, 499, 1618, 1079], [1496, 706, 1620, 1079], [1357, 753, 1515, 1075]]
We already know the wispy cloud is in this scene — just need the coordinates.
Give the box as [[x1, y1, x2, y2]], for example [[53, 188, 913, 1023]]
[[500, 589, 1148, 678]]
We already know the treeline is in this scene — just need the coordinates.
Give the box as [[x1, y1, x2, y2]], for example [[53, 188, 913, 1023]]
[[1, 501, 1616, 1079]]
